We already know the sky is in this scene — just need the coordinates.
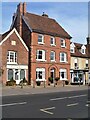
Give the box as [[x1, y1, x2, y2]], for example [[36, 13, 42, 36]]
[[1, 2, 88, 44]]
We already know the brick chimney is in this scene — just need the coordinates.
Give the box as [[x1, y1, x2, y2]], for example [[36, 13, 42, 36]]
[[15, 2, 26, 37], [87, 36, 90, 44], [23, 2, 26, 15]]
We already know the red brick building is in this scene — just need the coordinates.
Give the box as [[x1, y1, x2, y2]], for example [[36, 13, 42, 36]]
[[0, 28, 28, 84], [1, 2, 72, 86]]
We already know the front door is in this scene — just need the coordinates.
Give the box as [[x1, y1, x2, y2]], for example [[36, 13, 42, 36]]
[[15, 69, 20, 84], [50, 69, 55, 83]]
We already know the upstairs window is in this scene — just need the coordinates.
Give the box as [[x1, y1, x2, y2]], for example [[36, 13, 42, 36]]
[[50, 51, 55, 61], [60, 38, 66, 47], [81, 45, 86, 54], [81, 48, 85, 54], [36, 50, 46, 61], [74, 58, 78, 69], [7, 51, 17, 64], [38, 34, 44, 44], [60, 52, 67, 62], [86, 60, 88, 68], [50, 37, 55, 46], [70, 47, 75, 53]]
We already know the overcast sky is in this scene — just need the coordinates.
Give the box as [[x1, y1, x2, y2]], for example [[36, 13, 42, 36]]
[[1, 2, 88, 44]]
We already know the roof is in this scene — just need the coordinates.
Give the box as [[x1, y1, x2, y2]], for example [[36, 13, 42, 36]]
[[0, 28, 29, 51], [0, 30, 11, 42], [71, 42, 90, 58], [23, 12, 71, 39]]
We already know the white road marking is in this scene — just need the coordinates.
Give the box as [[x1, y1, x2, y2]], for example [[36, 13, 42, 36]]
[[68, 94, 87, 99], [0, 102, 27, 107], [86, 104, 89, 107], [67, 103, 79, 107], [50, 94, 87, 101], [50, 97, 67, 101], [40, 107, 55, 115]]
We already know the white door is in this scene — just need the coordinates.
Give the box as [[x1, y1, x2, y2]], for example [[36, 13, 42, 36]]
[[15, 69, 20, 84]]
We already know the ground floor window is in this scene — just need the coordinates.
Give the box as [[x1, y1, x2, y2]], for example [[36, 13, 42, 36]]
[[20, 69, 25, 80], [36, 68, 45, 81], [60, 69, 67, 80], [8, 69, 26, 81], [8, 69, 13, 80]]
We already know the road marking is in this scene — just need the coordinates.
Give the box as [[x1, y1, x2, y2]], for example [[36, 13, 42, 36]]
[[50, 97, 67, 101], [0, 102, 27, 107], [50, 94, 87, 101], [40, 107, 55, 115], [67, 103, 79, 107], [68, 94, 87, 99], [86, 104, 89, 107]]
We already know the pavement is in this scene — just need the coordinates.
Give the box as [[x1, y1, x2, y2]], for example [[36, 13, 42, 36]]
[[0, 84, 89, 96]]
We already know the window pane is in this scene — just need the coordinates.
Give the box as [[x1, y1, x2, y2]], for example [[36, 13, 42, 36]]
[[20, 69, 25, 80], [38, 35, 43, 43], [50, 51, 55, 60], [8, 69, 13, 80]]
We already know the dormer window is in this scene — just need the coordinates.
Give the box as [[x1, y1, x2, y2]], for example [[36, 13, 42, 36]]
[[60, 38, 66, 47], [70, 43, 75, 53], [70, 47, 74, 53], [81, 45, 86, 54]]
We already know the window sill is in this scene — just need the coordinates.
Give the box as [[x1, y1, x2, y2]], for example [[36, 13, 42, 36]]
[[36, 59, 47, 62], [36, 79, 46, 81], [38, 42, 45, 45], [7, 62, 17, 65], [50, 44, 56, 47], [51, 60, 56, 62], [61, 46, 66, 48], [60, 61, 68, 63]]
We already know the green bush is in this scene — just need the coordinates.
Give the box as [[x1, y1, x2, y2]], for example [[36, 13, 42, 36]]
[[6, 78, 16, 86], [55, 77, 60, 81], [19, 77, 28, 85], [36, 81, 41, 86], [65, 80, 69, 85], [48, 77, 53, 83]]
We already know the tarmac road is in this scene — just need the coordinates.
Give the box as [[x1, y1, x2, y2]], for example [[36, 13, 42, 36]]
[[1, 89, 90, 119]]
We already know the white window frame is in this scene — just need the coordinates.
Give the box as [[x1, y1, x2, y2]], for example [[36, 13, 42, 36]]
[[60, 69, 67, 80], [70, 47, 75, 53], [60, 52, 67, 62], [36, 68, 46, 81], [36, 50, 46, 61], [50, 51, 55, 61], [86, 59, 88, 68], [50, 37, 56, 46], [60, 38, 66, 47], [7, 51, 17, 64], [38, 34, 44, 44], [81, 45, 86, 54]]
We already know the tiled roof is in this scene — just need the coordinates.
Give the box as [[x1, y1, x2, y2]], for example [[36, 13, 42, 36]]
[[23, 12, 71, 39], [0, 30, 11, 42], [71, 42, 90, 58]]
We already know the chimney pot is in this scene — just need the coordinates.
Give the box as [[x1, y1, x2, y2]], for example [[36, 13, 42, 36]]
[[42, 12, 48, 17]]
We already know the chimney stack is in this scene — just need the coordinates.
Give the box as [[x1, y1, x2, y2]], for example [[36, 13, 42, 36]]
[[87, 36, 90, 45], [23, 2, 26, 15]]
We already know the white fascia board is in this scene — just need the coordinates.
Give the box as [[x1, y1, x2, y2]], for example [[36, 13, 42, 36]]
[[0, 28, 29, 51], [7, 64, 28, 69]]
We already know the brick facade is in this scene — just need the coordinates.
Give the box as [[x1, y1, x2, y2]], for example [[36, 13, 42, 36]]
[[0, 29, 28, 84]]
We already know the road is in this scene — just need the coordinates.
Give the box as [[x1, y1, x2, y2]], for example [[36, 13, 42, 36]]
[[1, 89, 90, 119]]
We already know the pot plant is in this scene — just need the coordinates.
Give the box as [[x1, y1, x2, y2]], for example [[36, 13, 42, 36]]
[[19, 77, 28, 86], [48, 77, 53, 83], [55, 77, 60, 85], [36, 81, 41, 86], [6, 77, 16, 86]]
